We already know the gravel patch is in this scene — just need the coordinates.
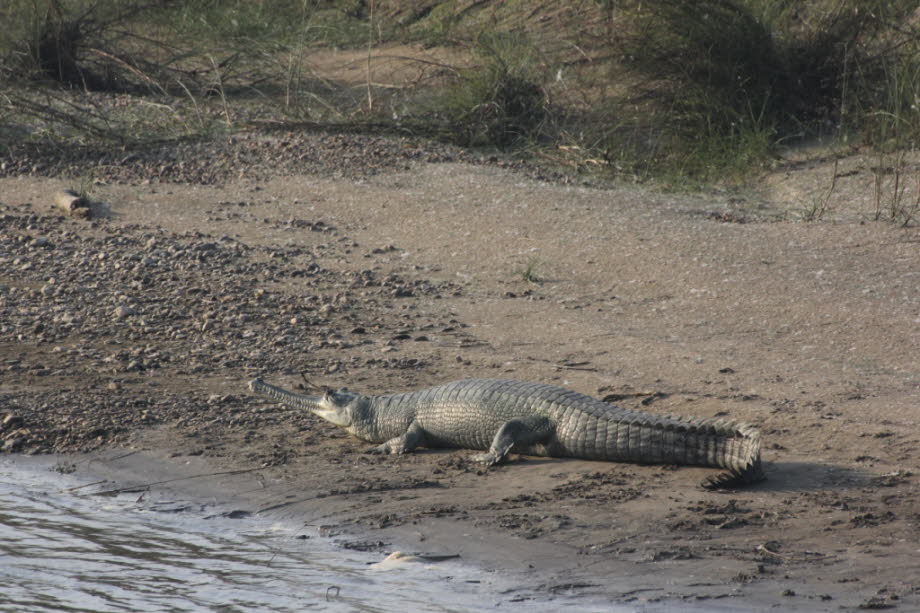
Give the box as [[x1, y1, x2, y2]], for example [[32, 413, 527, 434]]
[[0, 130, 572, 185]]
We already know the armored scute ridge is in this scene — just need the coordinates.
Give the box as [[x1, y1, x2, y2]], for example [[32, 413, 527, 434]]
[[249, 378, 765, 489]]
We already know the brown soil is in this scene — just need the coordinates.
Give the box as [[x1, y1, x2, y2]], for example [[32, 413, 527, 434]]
[[1, 134, 918, 610]]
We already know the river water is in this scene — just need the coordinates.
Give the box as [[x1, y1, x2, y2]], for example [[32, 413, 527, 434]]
[[0, 456, 534, 613], [1, 455, 751, 612]]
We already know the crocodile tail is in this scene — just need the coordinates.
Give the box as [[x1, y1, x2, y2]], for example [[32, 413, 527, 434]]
[[700, 421, 765, 490]]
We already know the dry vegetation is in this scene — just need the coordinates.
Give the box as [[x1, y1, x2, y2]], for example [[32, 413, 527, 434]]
[[2, 0, 920, 193]]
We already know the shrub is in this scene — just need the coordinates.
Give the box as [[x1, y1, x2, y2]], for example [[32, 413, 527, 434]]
[[434, 30, 548, 148], [2, 0, 93, 83], [606, 0, 920, 180]]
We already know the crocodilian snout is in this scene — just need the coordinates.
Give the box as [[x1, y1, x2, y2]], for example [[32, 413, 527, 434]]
[[247, 378, 352, 428], [248, 378, 322, 408]]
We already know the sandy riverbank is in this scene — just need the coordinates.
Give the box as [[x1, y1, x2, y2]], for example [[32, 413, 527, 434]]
[[2, 139, 918, 609]]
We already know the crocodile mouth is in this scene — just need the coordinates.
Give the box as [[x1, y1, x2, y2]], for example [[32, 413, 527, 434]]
[[249, 378, 352, 428]]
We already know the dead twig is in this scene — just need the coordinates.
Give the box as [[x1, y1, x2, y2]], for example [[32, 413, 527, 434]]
[[803, 158, 839, 221], [64, 479, 108, 492], [87, 47, 166, 94], [366, 0, 376, 113], [207, 54, 233, 128], [299, 372, 325, 393]]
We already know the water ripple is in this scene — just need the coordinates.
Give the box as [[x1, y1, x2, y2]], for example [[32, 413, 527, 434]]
[[0, 460, 507, 613]]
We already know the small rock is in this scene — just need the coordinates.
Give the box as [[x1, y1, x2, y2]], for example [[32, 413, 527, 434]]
[[53, 190, 91, 218], [1, 414, 24, 432], [112, 305, 137, 319]]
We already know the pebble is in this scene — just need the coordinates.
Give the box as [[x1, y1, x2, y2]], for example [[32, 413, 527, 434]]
[[1, 414, 23, 431], [0, 161, 464, 455], [112, 305, 137, 318]]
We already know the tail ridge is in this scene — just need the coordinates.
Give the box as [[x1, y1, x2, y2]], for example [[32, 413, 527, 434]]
[[700, 421, 765, 490]]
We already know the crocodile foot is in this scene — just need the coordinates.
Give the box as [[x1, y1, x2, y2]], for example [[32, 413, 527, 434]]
[[469, 451, 502, 466]]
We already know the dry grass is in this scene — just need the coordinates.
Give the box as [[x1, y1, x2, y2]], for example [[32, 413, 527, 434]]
[[1, 0, 919, 207]]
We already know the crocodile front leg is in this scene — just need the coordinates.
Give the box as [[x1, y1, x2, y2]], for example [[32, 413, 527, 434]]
[[366, 421, 427, 455], [470, 416, 555, 466]]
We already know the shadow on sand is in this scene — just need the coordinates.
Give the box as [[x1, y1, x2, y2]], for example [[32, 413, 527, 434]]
[[750, 460, 879, 493]]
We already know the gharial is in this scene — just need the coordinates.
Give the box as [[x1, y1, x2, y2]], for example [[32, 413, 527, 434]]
[[248, 377, 765, 489]]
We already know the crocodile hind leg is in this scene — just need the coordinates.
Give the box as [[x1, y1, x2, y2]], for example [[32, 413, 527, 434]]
[[470, 416, 555, 466]]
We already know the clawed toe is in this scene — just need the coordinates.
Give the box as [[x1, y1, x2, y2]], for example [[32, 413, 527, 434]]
[[470, 452, 499, 465]]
